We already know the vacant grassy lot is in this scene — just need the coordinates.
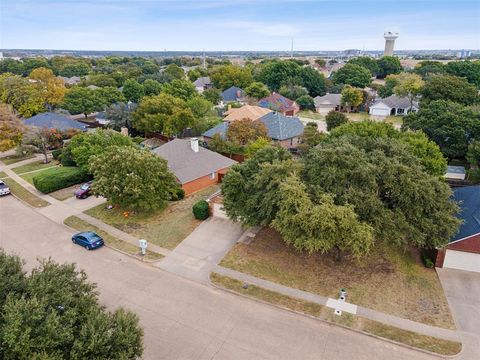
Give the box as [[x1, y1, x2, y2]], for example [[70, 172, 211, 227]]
[[211, 273, 461, 356], [12, 160, 59, 175], [220, 228, 455, 329], [64, 216, 163, 261], [2, 177, 50, 208], [345, 112, 372, 122], [0, 154, 35, 165], [0, 171, 7, 179], [85, 185, 219, 250]]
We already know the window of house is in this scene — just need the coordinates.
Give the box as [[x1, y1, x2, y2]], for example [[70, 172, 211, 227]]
[[210, 172, 216, 179], [397, 108, 404, 114]]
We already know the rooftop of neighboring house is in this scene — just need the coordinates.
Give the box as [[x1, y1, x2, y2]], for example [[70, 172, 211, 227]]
[[258, 93, 297, 113], [193, 76, 211, 88], [313, 93, 341, 107], [221, 86, 246, 102], [203, 112, 304, 141], [372, 95, 419, 109], [153, 138, 237, 184], [223, 105, 272, 122], [24, 112, 88, 131], [451, 185, 480, 242]]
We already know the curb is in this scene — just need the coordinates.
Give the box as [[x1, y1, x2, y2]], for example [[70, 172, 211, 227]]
[[209, 276, 462, 359]]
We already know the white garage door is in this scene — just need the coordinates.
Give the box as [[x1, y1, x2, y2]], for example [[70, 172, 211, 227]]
[[443, 250, 480, 273], [370, 108, 390, 117], [212, 203, 229, 219]]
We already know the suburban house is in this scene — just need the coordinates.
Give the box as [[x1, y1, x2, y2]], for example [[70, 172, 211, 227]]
[[436, 185, 480, 273], [223, 105, 272, 122], [58, 76, 81, 86], [369, 95, 419, 117], [220, 86, 246, 105], [153, 138, 237, 195], [313, 93, 345, 114], [193, 76, 212, 93], [257, 93, 300, 116], [24, 112, 88, 131], [203, 112, 304, 149]]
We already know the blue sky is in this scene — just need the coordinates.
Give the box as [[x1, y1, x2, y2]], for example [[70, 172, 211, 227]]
[[1, 0, 479, 51]]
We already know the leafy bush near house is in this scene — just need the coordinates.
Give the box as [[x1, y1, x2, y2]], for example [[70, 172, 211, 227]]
[[33, 167, 91, 193], [325, 110, 348, 131], [421, 249, 436, 268], [193, 200, 209, 220], [60, 147, 76, 166], [171, 187, 185, 201], [51, 148, 62, 160]]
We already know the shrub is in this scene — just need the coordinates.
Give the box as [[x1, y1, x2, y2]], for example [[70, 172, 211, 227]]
[[51, 148, 62, 160], [421, 249, 436, 268], [192, 200, 209, 220], [325, 110, 348, 131], [171, 187, 185, 201], [33, 167, 91, 193], [60, 147, 76, 166]]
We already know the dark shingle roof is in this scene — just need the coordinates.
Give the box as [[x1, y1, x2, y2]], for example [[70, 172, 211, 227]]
[[451, 186, 480, 242], [24, 112, 88, 131], [202, 112, 304, 141], [258, 93, 296, 112], [193, 76, 211, 87], [221, 86, 245, 102], [259, 112, 304, 140], [153, 139, 237, 184]]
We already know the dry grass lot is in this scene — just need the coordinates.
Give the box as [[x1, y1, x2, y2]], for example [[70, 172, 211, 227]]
[[2, 177, 50, 208], [0, 154, 35, 165], [85, 185, 219, 250], [220, 228, 455, 329], [210, 273, 461, 356]]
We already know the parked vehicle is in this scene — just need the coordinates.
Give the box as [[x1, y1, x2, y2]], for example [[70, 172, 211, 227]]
[[71, 231, 104, 250], [74, 181, 93, 199], [0, 180, 11, 196]]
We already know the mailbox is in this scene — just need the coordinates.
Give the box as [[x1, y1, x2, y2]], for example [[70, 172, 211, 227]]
[[139, 239, 148, 255]]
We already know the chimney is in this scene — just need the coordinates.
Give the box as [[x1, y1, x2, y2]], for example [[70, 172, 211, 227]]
[[190, 138, 199, 153], [236, 90, 241, 98]]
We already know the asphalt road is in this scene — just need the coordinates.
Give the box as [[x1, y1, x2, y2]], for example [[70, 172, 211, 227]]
[[0, 195, 438, 360]]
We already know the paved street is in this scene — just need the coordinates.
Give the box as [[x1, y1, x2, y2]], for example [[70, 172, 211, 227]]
[[0, 195, 440, 360]]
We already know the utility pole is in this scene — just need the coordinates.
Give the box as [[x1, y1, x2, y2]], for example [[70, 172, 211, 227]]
[[291, 38, 294, 58], [203, 49, 206, 69]]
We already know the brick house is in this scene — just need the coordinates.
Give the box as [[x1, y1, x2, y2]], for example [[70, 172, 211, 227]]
[[257, 93, 300, 116], [202, 112, 304, 150], [153, 138, 237, 195], [435, 185, 480, 273]]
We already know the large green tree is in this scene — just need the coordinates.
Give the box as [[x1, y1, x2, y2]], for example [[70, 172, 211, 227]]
[[302, 136, 460, 249], [0, 103, 24, 151], [273, 175, 374, 260], [376, 56, 402, 78], [0, 252, 143, 359], [340, 85, 364, 112], [210, 64, 253, 90], [0, 73, 45, 117], [348, 57, 380, 77], [162, 79, 198, 101], [255, 60, 302, 91], [90, 146, 178, 210], [445, 60, 480, 88], [62, 87, 102, 117], [122, 79, 144, 103], [132, 93, 195, 136], [332, 63, 372, 88], [402, 100, 480, 158], [64, 129, 136, 171], [421, 74, 479, 106], [245, 81, 270, 99], [391, 73, 425, 110], [299, 66, 327, 97]]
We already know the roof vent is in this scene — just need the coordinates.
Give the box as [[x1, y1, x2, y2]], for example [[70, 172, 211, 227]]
[[190, 138, 199, 153]]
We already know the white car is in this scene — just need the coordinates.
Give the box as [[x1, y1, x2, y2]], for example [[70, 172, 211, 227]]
[[0, 180, 11, 196]]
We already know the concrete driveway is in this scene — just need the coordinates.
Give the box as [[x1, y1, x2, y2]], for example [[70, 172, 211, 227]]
[[0, 195, 440, 360], [437, 268, 480, 359], [157, 217, 244, 283]]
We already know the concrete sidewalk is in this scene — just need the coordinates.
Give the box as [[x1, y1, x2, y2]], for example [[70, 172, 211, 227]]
[[214, 266, 460, 342], [156, 217, 244, 283]]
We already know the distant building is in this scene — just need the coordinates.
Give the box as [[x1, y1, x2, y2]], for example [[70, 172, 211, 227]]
[[257, 93, 299, 116], [384, 31, 399, 56], [313, 93, 343, 114], [193, 76, 212, 93], [220, 86, 246, 105], [369, 95, 418, 117], [24, 112, 88, 131]]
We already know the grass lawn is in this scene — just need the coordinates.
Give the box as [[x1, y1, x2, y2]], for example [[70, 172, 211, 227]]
[[298, 110, 324, 120], [2, 177, 50, 208], [20, 165, 73, 186], [0, 171, 7, 179], [384, 116, 403, 128], [220, 228, 455, 329], [49, 184, 77, 201], [84, 185, 219, 250], [12, 160, 59, 175], [0, 154, 35, 165], [64, 216, 163, 261], [211, 273, 461, 356], [345, 112, 372, 122]]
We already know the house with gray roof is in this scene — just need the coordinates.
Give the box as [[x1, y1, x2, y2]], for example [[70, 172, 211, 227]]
[[369, 95, 419, 117], [313, 93, 342, 114], [202, 112, 304, 149], [153, 138, 236, 195], [24, 112, 88, 131], [193, 76, 212, 93], [220, 86, 246, 105]]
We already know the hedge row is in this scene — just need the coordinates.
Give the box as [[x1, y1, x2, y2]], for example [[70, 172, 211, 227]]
[[33, 167, 91, 194]]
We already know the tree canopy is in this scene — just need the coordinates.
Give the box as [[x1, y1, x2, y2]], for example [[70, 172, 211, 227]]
[[376, 56, 402, 78], [245, 81, 270, 99], [122, 79, 144, 103], [421, 74, 479, 106], [0, 252, 143, 359], [62, 87, 102, 117], [340, 85, 364, 111], [161, 79, 198, 101], [347, 57, 380, 77], [325, 110, 348, 131], [0, 104, 24, 151], [90, 146, 179, 210], [332, 63, 372, 88], [210, 64, 253, 90], [226, 118, 269, 146]]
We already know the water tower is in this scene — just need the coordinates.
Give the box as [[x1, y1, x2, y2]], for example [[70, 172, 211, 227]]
[[383, 31, 399, 56]]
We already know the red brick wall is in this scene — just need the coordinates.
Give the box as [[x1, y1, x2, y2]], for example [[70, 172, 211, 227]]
[[181, 167, 230, 195], [435, 234, 480, 267]]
